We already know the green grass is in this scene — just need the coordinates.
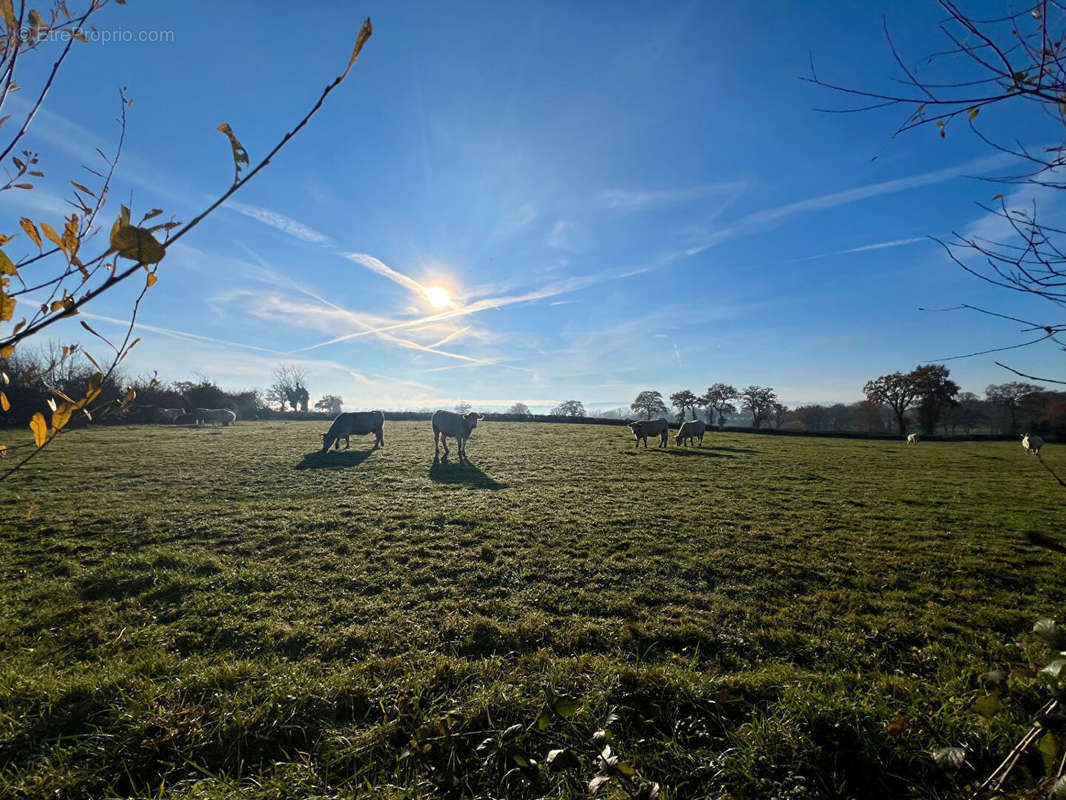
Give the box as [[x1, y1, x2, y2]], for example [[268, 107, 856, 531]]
[[1, 421, 1065, 799]]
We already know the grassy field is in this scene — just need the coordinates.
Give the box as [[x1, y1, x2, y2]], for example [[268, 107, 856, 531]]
[[1, 421, 1065, 799]]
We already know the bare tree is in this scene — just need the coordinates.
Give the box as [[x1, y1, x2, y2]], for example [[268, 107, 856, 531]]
[[864, 372, 919, 435], [268, 364, 310, 412], [700, 383, 739, 427], [740, 385, 778, 429], [507, 402, 531, 416], [771, 401, 790, 430], [986, 381, 1044, 434], [807, 0, 1066, 382], [455, 400, 472, 414], [911, 364, 960, 435], [669, 389, 698, 421], [630, 390, 667, 420], [551, 400, 585, 417], [314, 395, 343, 415]]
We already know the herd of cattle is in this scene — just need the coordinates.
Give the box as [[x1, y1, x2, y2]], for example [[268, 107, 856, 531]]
[[156, 407, 1050, 459], [158, 407, 237, 426]]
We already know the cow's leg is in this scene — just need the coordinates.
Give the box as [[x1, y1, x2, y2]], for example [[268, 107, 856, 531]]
[[434, 429, 440, 461], [344, 436, 351, 450], [376, 427, 383, 449], [458, 436, 465, 462], [441, 432, 449, 458]]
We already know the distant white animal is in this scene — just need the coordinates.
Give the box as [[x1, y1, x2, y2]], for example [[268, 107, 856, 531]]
[[158, 408, 184, 424], [322, 411, 385, 452], [628, 418, 669, 448], [907, 433, 920, 445], [432, 409, 481, 462], [195, 408, 236, 426], [1022, 433, 1045, 455], [675, 419, 706, 447]]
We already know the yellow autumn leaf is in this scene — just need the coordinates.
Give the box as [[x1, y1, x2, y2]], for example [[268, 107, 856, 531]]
[[342, 18, 374, 79], [1, 345, 13, 358], [0, 289, 14, 322], [0, 391, 8, 411], [0, 248, 14, 275], [146, 272, 158, 287], [29, 412, 47, 447], [216, 123, 249, 182], [39, 221, 63, 249], [51, 402, 73, 432], [109, 220, 166, 264], [0, 444, 7, 458], [19, 218, 41, 249], [0, 0, 16, 31]]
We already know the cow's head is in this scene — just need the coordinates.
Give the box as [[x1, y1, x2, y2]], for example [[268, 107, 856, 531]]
[[322, 433, 336, 452], [628, 422, 641, 436], [464, 412, 481, 434]]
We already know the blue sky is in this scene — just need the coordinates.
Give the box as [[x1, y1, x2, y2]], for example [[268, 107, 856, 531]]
[[3, 0, 1063, 411]]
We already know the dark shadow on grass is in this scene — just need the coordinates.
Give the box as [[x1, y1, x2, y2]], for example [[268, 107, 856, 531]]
[[295, 449, 375, 470], [660, 448, 737, 459], [429, 457, 507, 490]]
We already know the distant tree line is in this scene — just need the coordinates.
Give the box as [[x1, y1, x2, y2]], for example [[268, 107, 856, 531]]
[[0, 351, 345, 428], [6, 348, 1064, 440], [500, 364, 1065, 439]]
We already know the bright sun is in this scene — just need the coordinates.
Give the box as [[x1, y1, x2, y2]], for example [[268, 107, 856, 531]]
[[424, 286, 451, 309]]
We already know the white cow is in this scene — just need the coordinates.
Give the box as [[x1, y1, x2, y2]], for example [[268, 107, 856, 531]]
[[195, 408, 236, 426], [675, 419, 706, 447], [322, 411, 384, 451], [1022, 433, 1045, 455], [628, 418, 669, 448], [907, 433, 920, 445], [432, 409, 481, 462]]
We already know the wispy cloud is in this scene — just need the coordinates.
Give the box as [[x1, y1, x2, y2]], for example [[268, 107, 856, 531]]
[[299, 260, 669, 352], [601, 181, 746, 214], [494, 203, 539, 239], [340, 251, 431, 296], [224, 201, 332, 244], [79, 310, 288, 356], [80, 308, 445, 407], [685, 151, 1019, 256], [547, 219, 576, 250], [796, 236, 929, 261]]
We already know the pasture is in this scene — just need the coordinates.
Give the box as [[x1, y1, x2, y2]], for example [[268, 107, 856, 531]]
[[1, 421, 1065, 799]]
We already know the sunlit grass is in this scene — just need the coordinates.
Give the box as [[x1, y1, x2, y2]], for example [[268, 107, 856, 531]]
[[0, 421, 1064, 798]]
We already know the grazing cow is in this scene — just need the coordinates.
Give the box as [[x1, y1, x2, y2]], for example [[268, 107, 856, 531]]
[[322, 411, 385, 452], [158, 408, 184, 424], [906, 433, 920, 445], [432, 409, 481, 462], [195, 408, 236, 426], [675, 419, 706, 447], [1022, 433, 1045, 455], [628, 418, 669, 448]]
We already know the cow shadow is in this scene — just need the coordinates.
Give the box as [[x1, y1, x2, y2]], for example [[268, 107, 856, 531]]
[[429, 457, 507, 490], [296, 449, 375, 470], [662, 448, 737, 459]]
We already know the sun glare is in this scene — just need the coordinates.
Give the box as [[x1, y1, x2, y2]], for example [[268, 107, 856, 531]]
[[424, 286, 451, 309]]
